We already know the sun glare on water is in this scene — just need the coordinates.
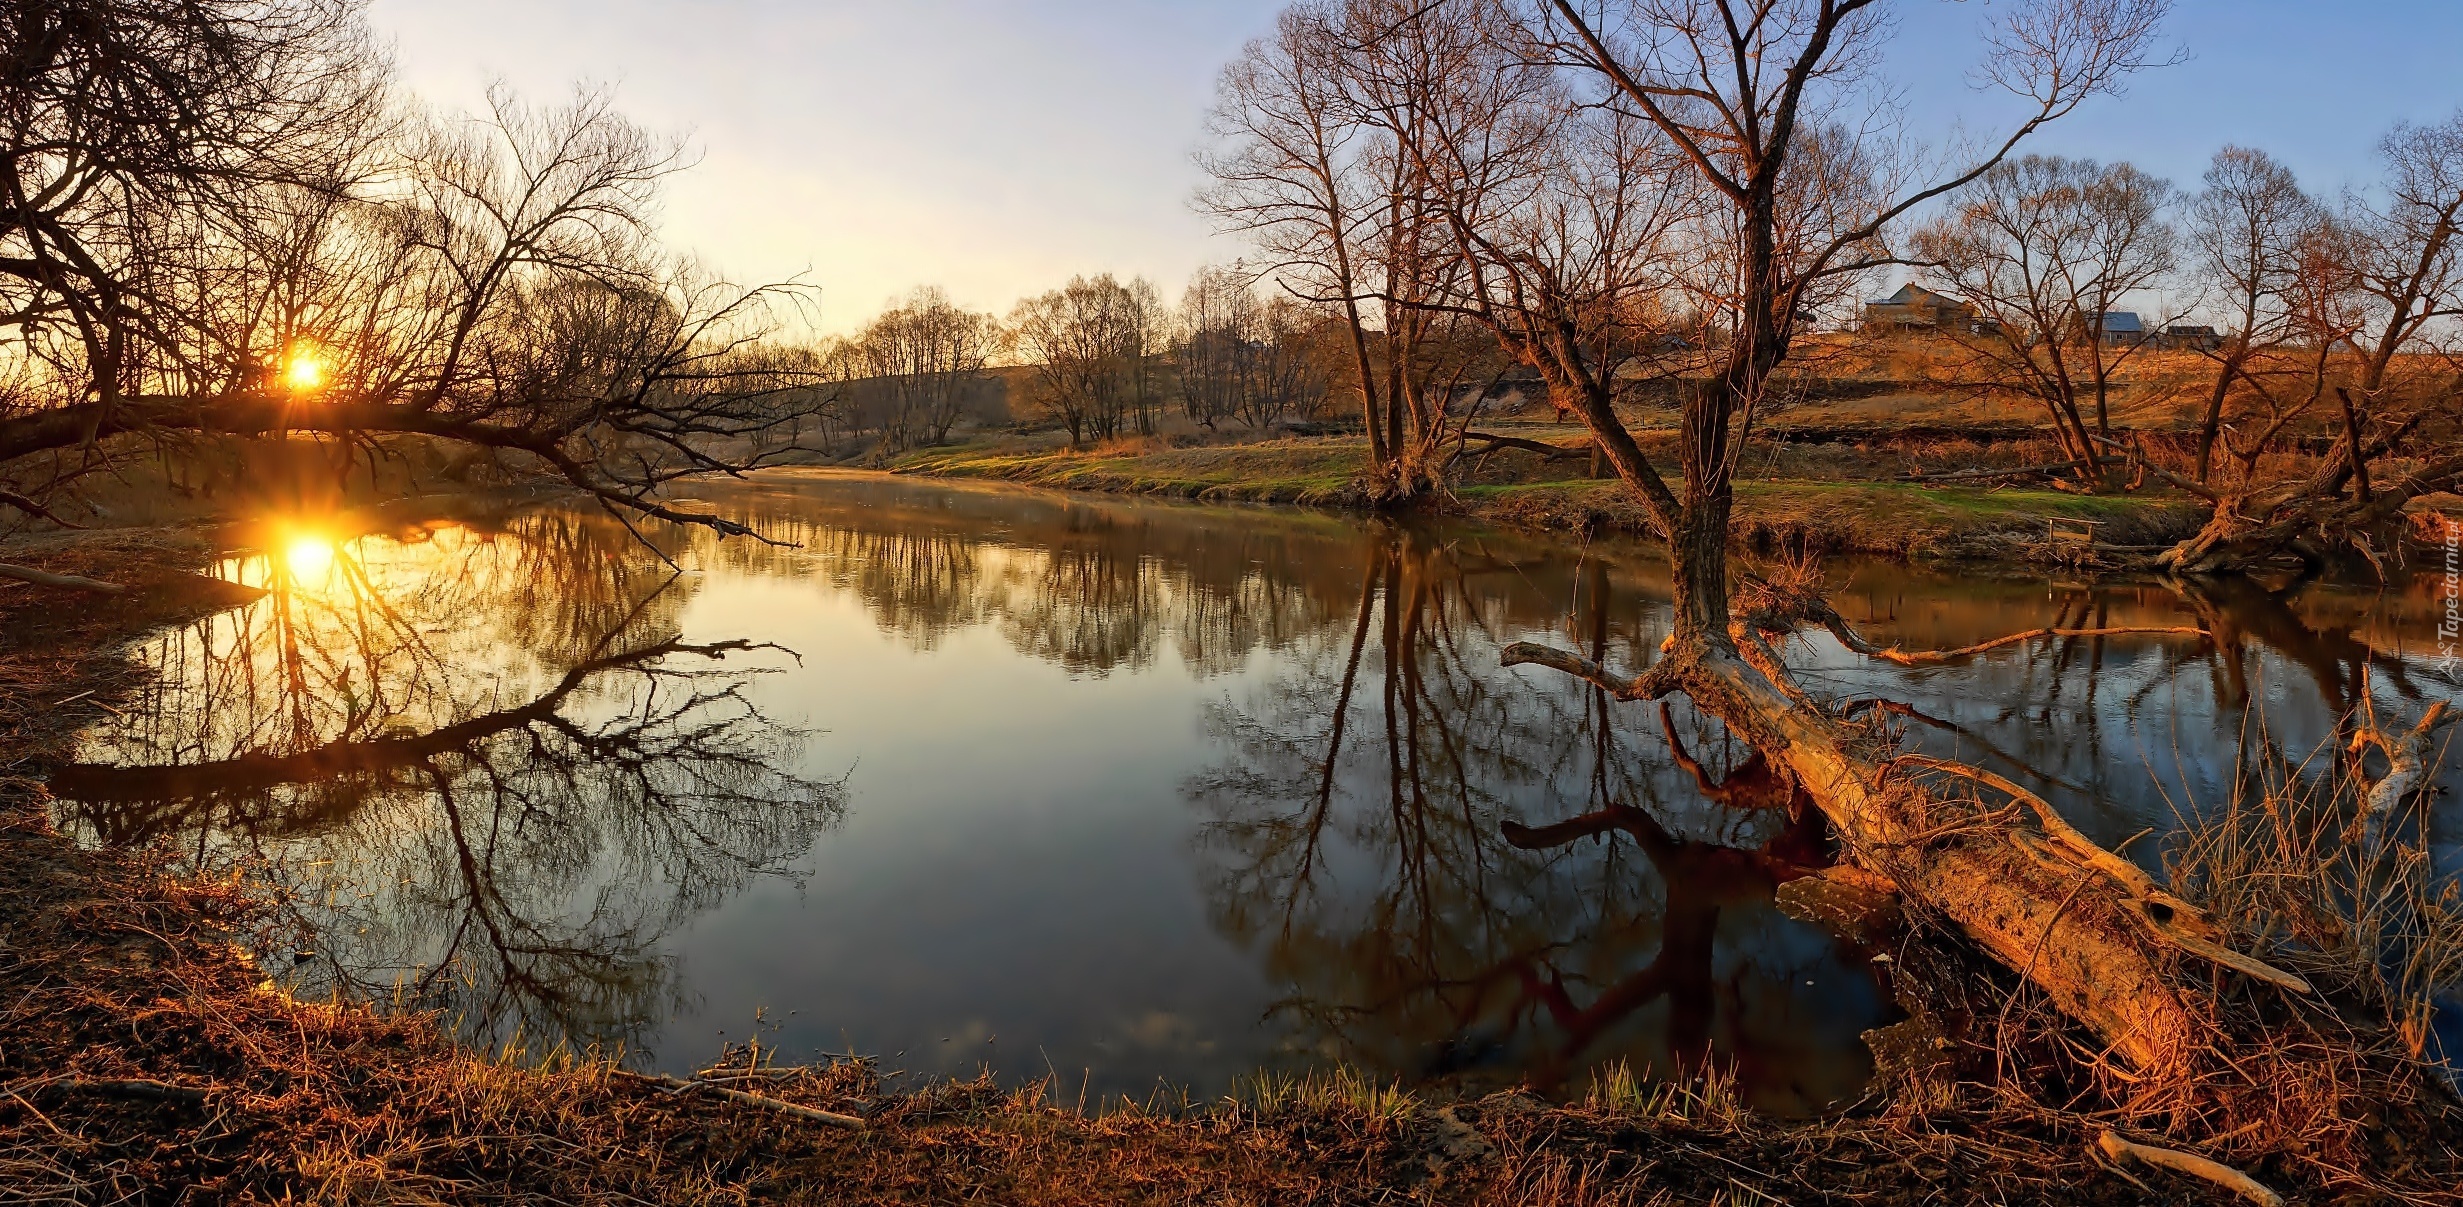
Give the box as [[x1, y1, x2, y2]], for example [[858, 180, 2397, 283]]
[[284, 534, 337, 581]]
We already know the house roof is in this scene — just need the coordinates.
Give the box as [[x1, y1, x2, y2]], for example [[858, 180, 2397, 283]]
[[1867, 283, 1959, 307], [2095, 311, 2144, 333]]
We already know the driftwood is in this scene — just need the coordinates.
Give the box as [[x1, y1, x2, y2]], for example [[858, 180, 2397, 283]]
[[0, 563, 126, 593], [2350, 700, 2456, 850], [611, 1069, 865, 1129], [1897, 459, 2085, 484], [2095, 1130, 2284, 1207]]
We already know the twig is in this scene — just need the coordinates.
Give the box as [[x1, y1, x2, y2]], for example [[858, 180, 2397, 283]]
[[609, 1069, 863, 1129], [8, 1077, 212, 1104], [1810, 606, 2207, 667], [0, 489, 84, 528], [1499, 640, 1673, 700], [2095, 1131, 2283, 1207]]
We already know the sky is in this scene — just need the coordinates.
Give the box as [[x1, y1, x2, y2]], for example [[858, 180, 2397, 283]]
[[366, 0, 2463, 335]]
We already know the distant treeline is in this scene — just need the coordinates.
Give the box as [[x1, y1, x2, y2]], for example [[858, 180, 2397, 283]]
[[800, 270, 1359, 454]]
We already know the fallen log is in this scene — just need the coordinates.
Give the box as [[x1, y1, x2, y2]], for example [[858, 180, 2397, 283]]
[[1889, 755, 2311, 994], [1502, 636, 2299, 1074], [1897, 459, 2085, 484], [1461, 430, 1589, 460], [0, 563, 126, 593]]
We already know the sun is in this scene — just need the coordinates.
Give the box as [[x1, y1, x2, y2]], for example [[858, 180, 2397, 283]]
[[282, 349, 328, 393], [283, 534, 336, 580]]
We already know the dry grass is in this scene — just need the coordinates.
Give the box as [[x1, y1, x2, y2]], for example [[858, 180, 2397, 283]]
[[2162, 710, 2463, 1107]]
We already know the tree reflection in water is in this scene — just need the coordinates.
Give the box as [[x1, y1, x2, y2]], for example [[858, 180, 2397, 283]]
[[53, 510, 842, 1056], [47, 475, 2457, 1102], [1192, 530, 1889, 1114]]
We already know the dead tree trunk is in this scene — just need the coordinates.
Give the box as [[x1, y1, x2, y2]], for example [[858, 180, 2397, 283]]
[[1504, 632, 2310, 1076], [2158, 444, 2462, 576]]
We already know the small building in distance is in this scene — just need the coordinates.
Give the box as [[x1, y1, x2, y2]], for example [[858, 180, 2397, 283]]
[[1862, 283, 1974, 333], [2064, 310, 2145, 346], [2155, 323, 2223, 351]]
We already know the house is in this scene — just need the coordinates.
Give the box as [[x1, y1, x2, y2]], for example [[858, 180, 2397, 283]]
[[1862, 283, 1974, 333], [2156, 324, 2222, 352], [2065, 311, 2145, 346]]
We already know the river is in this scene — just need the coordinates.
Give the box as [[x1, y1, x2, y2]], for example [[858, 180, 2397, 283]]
[[51, 470, 2463, 1114]]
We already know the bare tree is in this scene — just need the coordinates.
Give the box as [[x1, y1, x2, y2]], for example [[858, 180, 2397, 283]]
[[1200, 3, 1508, 498], [0, 18, 832, 562], [1006, 273, 1156, 447], [1253, 295, 1338, 425], [2156, 112, 2463, 574], [850, 286, 997, 451], [1914, 156, 2180, 479], [1176, 265, 1262, 430], [0, 0, 381, 404], [2184, 146, 2320, 482], [1421, 0, 2367, 1111], [1318, 0, 1713, 471], [1119, 275, 1169, 438]]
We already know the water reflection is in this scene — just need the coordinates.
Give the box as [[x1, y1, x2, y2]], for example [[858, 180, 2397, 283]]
[[1193, 536, 1879, 1112], [56, 512, 841, 1053], [54, 473, 2461, 1105]]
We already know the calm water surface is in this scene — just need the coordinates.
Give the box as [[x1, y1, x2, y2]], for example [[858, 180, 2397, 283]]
[[54, 472, 2463, 1112]]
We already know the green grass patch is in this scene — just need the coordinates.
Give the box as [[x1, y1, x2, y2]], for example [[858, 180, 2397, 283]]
[[895, 440, 1371, 505]]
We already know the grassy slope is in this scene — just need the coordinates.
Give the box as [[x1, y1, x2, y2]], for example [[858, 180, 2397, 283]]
[[1465, 478, 2201, 558], [893, 437, 2205, 560]]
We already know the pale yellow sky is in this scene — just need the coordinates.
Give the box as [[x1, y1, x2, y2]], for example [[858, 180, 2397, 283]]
[[369, 0, 1282, 334]]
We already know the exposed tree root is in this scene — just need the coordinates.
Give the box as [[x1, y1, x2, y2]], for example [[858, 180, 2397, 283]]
[[2154, 439, 2463, 578]]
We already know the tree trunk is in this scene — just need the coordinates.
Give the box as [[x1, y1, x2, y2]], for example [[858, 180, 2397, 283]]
[[1515, 276, 2305, 1078]]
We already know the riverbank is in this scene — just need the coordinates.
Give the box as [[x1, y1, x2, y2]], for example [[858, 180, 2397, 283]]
[[889, 428, 2211, 562], [3, 513, 2456, 1204]]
